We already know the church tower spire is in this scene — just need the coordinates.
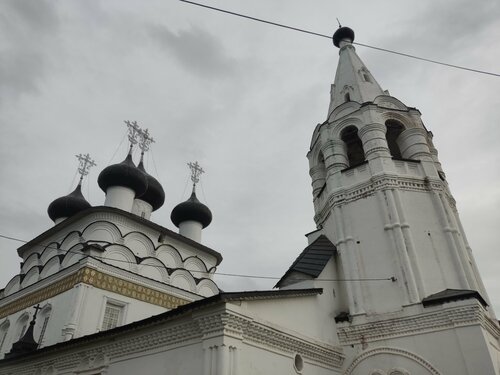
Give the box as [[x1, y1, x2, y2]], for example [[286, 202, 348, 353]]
[[306, 26, 492, 319], [327, 26, 385, 117]]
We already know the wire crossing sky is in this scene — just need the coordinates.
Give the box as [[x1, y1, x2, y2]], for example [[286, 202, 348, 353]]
[[179, 0, 500, 78]]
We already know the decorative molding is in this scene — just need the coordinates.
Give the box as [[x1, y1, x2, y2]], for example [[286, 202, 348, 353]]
[[337, 302, 499, 345], [0, 308, 344, 374], [344, 347, 441, 375], [315, 173, 447, 224], [0, 266, 190, 318]]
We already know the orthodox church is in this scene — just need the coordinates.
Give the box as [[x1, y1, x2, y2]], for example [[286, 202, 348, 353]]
[[0, 26, 499, 375]]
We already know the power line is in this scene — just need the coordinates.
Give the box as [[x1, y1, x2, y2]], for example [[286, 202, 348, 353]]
[[179, 0, 500, 78], [0, 233, 394, 282]]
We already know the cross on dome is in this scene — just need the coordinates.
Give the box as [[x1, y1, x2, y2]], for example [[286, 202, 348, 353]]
[[188, 161, 204, 191], [138, 128, 155, 154], [75, 153, 96, 184], [125, 120, 141, 152]]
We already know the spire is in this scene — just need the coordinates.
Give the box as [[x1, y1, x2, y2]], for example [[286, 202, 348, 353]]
[[328, 26, 385, 117]]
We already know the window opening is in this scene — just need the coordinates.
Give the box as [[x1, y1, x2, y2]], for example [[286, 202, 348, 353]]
[[102, 302, 123, 331], [385, 120, 405, 159], [344, 92, 351, 102], [363, 73, 371, 82], [341, 126, 365, 167], [0, 323, 9, 352], [18, 324, 27, 339]]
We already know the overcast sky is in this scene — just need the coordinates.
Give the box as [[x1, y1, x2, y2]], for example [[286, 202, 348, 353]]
[[1, 0, 499, 312]]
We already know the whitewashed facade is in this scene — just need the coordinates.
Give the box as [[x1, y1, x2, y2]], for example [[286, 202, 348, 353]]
[[0, 26, 499, 374]]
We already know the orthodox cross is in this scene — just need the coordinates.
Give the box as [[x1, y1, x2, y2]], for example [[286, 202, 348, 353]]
[[125, 120, 141, 152], [138, 128, 155, 159], [32, 304, 42, 320], [75, 153, 96, 184], [188, 161, 204, 192]]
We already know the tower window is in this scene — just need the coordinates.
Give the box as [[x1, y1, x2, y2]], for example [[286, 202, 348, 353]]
[[344, 93, 351, 102], [385, 120, 405, 159], [341, 126, 365, 167], [363, 73, 371, 82]]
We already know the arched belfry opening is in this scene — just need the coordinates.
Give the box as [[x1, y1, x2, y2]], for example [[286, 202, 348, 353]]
[[317, 152, 326, 177], [340, 126, 365, 167], [385, 120, 405, 159]]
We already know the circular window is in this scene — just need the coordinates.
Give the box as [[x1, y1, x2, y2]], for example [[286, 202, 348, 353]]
[[294, 354, 304, 372]]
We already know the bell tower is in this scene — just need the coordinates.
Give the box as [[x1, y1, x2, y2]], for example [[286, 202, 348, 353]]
[[307, 26, 492, 318]]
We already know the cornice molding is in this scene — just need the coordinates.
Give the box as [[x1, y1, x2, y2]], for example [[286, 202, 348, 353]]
[[337, 301, 499, 345], [0, 306, 344, 374]]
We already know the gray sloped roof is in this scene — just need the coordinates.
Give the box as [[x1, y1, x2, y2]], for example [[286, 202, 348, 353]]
[[422, 288, 488, 308], [275, 235, 336, 288]]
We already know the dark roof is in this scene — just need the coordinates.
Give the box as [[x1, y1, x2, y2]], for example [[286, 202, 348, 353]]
[[171, 191, 212, 228], [97, 153, 148, 197], [137, 161, 165, 211], [47, 184, 91, 222], [422, 289, 488, 308], [0, 288, 322, 364], [275, 235, 336, 288], [17, 206, 223, 265]]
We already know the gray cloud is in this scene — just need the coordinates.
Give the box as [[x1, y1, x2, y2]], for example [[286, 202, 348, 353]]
[[149, 24, 236, 78], [0, 0, 59, 102]]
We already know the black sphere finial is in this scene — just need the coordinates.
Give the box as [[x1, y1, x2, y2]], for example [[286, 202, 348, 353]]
[[332, 26, 355, 48]]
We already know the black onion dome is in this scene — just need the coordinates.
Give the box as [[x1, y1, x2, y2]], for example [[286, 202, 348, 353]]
[[98, 154, 148, 197], [333, 26, 355, 48], [47, 184, 91, 222], [171, 192, 212, 228], [137, 161, 165, 211]]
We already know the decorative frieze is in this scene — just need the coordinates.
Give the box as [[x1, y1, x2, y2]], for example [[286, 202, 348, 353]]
[[0, 267, 190, 318]]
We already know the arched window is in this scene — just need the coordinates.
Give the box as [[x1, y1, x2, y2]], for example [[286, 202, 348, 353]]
[[344, 92, 351, 102], [341, 126, 365, 167], [0, 320, 10, 352], [16, 313, 29, 341], [385, 120, 405, 159], [37, 305, 51, 348]]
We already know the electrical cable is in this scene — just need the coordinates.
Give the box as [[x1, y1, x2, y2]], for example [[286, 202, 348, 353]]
[[0, 233, 394, 282], [179, 0, 500, 78], [107, 130, 128, 164]]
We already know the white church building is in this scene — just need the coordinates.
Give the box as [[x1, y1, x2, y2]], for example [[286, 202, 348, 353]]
[[0, 26, 499, 375]]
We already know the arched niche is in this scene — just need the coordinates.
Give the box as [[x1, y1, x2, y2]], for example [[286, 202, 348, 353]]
[[184, 256, 208, 275], [385, 119, 405, 159], [138, 258, 169, 283], [82, 221, 122, 244], [196, 279, 219, 297], [170, 270, 197, 293], [156, 245, 183, 269], [340, 125, 365, 167], [39, 256, 62, 279], [0, 319, 10, 352], [102, 245, 138, 272], [123, 232, 155, 258]]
